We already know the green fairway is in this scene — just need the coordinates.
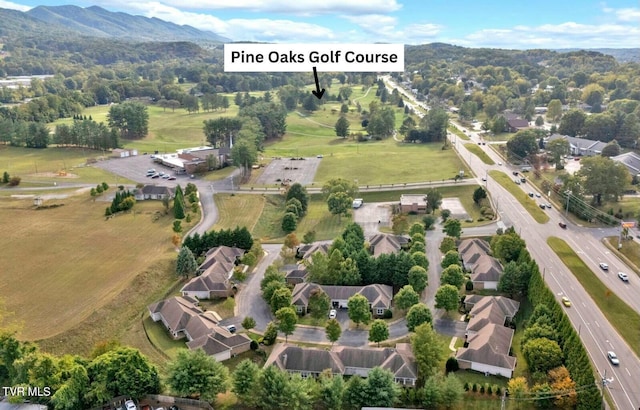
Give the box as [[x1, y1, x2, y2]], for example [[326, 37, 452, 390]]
[[489, 170, 550, 224], [464, 143, 495, 165], [547, 237, 640, 357]]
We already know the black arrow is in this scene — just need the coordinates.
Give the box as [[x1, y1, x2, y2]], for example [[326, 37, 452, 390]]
[[311, 67, 325, 100]]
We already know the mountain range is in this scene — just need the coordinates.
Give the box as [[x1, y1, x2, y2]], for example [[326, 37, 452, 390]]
[[0, 5, 229, 43]]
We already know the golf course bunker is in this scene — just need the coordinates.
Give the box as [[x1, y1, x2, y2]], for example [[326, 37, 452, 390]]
[[441, 198, 469, 220], [256, 157, 321, 186]]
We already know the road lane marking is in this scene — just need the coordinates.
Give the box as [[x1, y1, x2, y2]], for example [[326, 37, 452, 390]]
[[595, 320, 600, 328], [625, 368, 631, 376]]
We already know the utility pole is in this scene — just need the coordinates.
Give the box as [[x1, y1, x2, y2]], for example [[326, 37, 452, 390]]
[[565, 190, 571, 217], [500, 390, 506, 410]]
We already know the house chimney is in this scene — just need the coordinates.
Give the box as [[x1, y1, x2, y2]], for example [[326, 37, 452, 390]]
[[282, 353, 287, 367]]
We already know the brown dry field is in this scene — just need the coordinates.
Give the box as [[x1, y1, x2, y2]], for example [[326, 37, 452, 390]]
[[0, 193, 180, 341]]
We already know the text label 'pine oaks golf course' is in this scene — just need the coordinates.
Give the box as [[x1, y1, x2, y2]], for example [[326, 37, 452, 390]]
[[224, 43, 404, 72]]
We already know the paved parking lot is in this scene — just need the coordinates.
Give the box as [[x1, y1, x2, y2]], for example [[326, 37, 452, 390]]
[[353, 202, 393, 236], [255, 157, 321, 186], [441, 197, 469, 220], [94, 155, 191, 186]]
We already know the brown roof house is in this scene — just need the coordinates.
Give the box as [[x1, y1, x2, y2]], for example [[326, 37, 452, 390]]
[[367, 233, 409, 257], [458, 238, 502, 290], [455, 295, 520, 378], [506, 118, 530, 133], [148, 296, 252, 362], [291, 283, 393, 317], [284, 267, 309, 285], [296, 242, 330, 260], [265, 343, 418, 386], [181, 246, 245, 299]]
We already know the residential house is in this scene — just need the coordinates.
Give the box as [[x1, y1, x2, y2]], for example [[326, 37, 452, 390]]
[[135, 185, 174, 201], [296, 242, 330, 260], [612, 152, 640, 177], [400, 194, 428, 213], [181, 246, 245, 299], [546, 134, 607, 157], [368, 233, 409, 257], [469, 255, 503, 290], [506, 118, 530, 133], [458, 238, 491, 269], [285, 267, 309, 285], [148, 296, 251, 362], [265, 343, 418, 386], [291, 283, 393, 316], [455, 295, 520, 378], [111, 148, 138, 158]]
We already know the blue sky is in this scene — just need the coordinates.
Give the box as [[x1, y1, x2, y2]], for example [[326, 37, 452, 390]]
[[1, 0, 639, 48]]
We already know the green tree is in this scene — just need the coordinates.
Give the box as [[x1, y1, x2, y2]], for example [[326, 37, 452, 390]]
[[507, 377, 529, 403], [302, 230, 316, 244], [166, 349, 229, 402], [412, 251, 429, 271], [546, 138, 570, 170], [440, 250, 460, 269], [439, 373, 464, 408], [281, 212, 297, 233], [263, 321, 278, 345], [232, 359, 261, 406], [231, 137, 258, 175], [507, 130, 540, 158], [411, 323, 443, 379], [335, 116, 350, 138], [241, 316, 256, 331], [347, 294, 371, 328], [442, 218, 462, 238], [107, 102, 149, 139], [439, 237, 456, 254], [558, 109, 587, 137], [86, 347, 160, 404], [440, 264, 465, 289], [601, 140, 621, 157], [498, 261, 522, 298], [408, 265, 428, 293], [422, 375, 442, 408], [256, 365, 291, 410], [408, 222, 424, 236], [435, 285, 459, 311], [535, 116, 544, 126], [176, 246, 198, 277], [285, 198, 303, 218], [399, 116, 417, 137], [318, 371, 344, 409], [302, 94, 319, 111], [308, 288, 331, 319], [269, 286, 292, 314], [2, 172, 9, 184], [325, 318, 342, 346], [491, 231, 526, 262], [173, 197, 185, 220], [286, 183, 309, 215], [546, 99, 563, 123], [275, 306, 297, 343], [422, 215, 436, 230], [368, 319, 389, 347], [424, 188, 442, 213], [327, 191, 352, 221], [473, 186, 487, 205], [522, 338, 563, 373], [577, 156, 630, 205], [343, 375, 367, 410], [406, 303, 432, 332], [362, 367, 399, 406], [395, 285, 420, 310], [172, 220, 182, 233]]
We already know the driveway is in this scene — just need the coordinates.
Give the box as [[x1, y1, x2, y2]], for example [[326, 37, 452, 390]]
[[353, 202, 393, 236]]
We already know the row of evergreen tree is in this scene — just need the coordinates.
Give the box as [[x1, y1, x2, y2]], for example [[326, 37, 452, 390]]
[[183, 226, 254, 257]]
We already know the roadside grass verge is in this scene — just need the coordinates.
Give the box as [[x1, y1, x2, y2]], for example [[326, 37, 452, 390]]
[[489, 170, 549, 224], [449, 124, 470, 140], [605, 237, 640, 275], [0, 194, 183, 341], [547, 237, 640, 357], [464, 143, 495, 165], [142, 313, 185, 360], [212, 193, 266, 232]]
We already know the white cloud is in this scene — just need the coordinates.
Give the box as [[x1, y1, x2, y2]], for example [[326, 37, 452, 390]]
[[225, 19, 337, 42], [612, 7, 640, 22], [340, 14, 441, 44], [0, 0, 31, 11], [456, 21, 640, 49]]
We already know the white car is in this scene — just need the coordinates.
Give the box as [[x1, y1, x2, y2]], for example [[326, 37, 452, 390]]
[[329, 309, 337, 319], [599, 262, 609, 271], [618, 272, 629, 282], [352, 199, 363, 209], [607, 351, 620, 365], [497, 162, 502, 166], [125, 400, 137, 410], [535, 193, 541, 198]]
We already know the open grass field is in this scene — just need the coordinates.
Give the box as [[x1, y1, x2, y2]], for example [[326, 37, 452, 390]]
[[464, 143, 495, 165], [547, 237, 640, 357], [212, 193, 266, 232], [606, 237, 640, 275], [489, 170, 550, 224], [0, 193, 188, 341], [0, 146, 134, 185]]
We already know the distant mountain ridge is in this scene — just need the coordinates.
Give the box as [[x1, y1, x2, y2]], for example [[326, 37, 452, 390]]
[[21, 4, 229, 43], [553, 48, 640, 63]]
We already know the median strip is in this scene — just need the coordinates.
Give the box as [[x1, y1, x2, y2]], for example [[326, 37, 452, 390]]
[[464, 143, 495, 165], [488, 171, 549, 223]]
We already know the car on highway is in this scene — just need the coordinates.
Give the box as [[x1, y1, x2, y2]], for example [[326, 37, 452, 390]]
[[497, 162, 502, 166], [561, 296, 571, 307], [599, 262, 609, 271], [607, 351, 619, 365], [481, 177, 487, 181], [151, 174, 160, 178], [514, 179, 520, 185], [544, 203, 551, 209], [520, 177, 526, 183], [528, 192, 534, 197], [618, 272, 629, 282], [558, 222, 567, 229], [162, 174, 170, 179], [535, 193, 541, 198], [513, 171, 519, 176], [539, 204, 546, 209], [329, 309, 337, 319], [168, 176, 176, 181]]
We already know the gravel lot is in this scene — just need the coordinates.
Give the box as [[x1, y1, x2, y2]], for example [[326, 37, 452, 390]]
[[441, 197, 469, 220]]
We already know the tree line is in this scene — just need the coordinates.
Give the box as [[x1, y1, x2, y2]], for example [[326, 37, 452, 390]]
[[182, 226, 254, 259]]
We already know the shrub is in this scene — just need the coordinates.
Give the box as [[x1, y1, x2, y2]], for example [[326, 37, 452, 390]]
[[445, 357, 459, 373], [485, 384, 491, 395], [465, 280, 474, 291], [464, 382, 470, 391], [479, 385, 485, 394], [495, 387, 502, 396], [472, 383, 478, 393], [250, 340, 259, 350], [383, 309, 393, 319], [8, 176, 21, 186]]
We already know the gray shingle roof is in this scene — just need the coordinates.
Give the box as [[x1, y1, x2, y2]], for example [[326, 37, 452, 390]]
[[181, 246, 244, 294], [368, 233, 408, 257], [612, 152, 640, 175], [456, 324, 516, 370], [147, 296, 203, 332], [470, 255, 503, 282], [291, 283, 393, 309]]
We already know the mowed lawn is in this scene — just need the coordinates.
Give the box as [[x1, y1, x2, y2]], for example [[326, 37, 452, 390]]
[[489, 170, 550, 224], [0, 194, 179, 340]]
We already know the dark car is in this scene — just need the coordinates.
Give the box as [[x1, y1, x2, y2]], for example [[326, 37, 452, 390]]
[[539, 204, 546, 209], [513, 171, 519, 176], [559, 222, 567, 229]]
